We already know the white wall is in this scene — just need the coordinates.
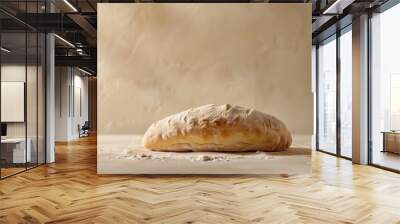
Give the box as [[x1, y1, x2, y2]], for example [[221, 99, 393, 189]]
[[55, 67, 70, 141], [55, 67, 89, 141], [71, 73, 89, 138]]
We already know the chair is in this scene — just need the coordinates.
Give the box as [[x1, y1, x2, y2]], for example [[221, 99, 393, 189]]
[[79, 121, 90, 138]]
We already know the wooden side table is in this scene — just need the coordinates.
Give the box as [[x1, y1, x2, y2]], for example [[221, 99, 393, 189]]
[[382, 131, 400, 154]]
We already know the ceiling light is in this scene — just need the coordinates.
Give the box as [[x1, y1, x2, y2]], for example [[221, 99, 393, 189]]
[[76, 48, 86, 56], [323, 0, 354, 14], [78, 67, 93, 76], [54, 34, 75, 48], [63, 0, 78, 12], [323, 0, 341, 14], [1, 47, 11, 53]]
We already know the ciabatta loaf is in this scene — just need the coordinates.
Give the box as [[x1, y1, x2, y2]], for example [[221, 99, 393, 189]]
[[142, 104, 292, 152]]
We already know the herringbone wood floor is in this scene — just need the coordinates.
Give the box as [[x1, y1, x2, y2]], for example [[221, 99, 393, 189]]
[[1, 135, 400, 224]]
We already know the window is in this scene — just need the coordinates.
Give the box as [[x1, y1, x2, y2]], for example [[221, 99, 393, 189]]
[[340, 28, 352, 158], [317, 36, 337, 154], [316, 26, 353, 159], [371, 3, 400, 171], [0, 1, 47, 179]]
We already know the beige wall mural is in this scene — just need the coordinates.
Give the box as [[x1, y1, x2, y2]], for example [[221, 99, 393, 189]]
[[97, 3, 312, 174]]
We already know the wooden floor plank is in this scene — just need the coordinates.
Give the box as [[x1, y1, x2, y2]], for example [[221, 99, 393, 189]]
[[0, 135, 400, 223]]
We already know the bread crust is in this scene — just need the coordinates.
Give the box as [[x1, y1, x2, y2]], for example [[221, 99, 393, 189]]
[[142, 104, 292, 152]]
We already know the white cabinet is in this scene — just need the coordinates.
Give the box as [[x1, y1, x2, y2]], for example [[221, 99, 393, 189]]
[[1, 82, 25, 122]]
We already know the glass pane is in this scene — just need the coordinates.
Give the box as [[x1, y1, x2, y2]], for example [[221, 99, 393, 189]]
[[371, 4, 400, 171], [25, 0, 38, 169], [318, 37, 337, 154], [1, 31, 27, 177], [340, 29, 352, 158], [38, 33, 46, 165], [27, 31, 38, 169], [0, 1, 46, 179]]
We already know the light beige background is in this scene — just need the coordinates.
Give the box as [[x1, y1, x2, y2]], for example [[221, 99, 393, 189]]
[[98, 3, 312, 137]]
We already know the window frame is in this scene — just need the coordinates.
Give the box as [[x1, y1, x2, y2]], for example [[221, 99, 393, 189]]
[[315, 24, 353, 160]]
